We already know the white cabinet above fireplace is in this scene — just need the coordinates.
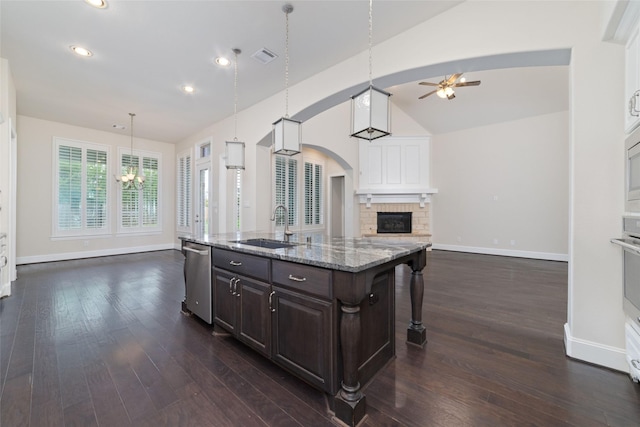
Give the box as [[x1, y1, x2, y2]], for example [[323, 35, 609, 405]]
[[357, 136, 437, 205]]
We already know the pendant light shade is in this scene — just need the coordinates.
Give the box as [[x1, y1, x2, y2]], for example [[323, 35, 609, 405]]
[[225, 139, 245, 170], [226, 48, 246, 169], [350, 0, 391, 141], [273, 4, 301, 156], [273, 116, 301, 156], [350, 85, 391, 140]]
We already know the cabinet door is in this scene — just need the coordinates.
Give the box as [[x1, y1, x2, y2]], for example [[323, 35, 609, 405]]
[[626, 24, 640, 133], [271, 286, 334, 393], [213, 268, 237, 333], [237, 277, 271, 357]]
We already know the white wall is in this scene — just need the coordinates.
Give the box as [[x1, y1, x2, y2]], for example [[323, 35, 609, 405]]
[[16, 115, 176, 263], [432, 111, 569, 260]]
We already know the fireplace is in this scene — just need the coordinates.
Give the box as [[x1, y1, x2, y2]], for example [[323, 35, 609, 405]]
[[377, 212, 412, 234]]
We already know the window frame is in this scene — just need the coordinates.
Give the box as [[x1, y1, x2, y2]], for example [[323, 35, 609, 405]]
[[52, 137, 111, 239], [116, 147, 162, 235]]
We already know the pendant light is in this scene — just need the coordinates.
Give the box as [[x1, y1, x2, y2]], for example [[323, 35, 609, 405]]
[[116, 113, 145, 189], [272, 3, 301, 156], [350, 0, 391, 141], [226, 48, 245, 169]]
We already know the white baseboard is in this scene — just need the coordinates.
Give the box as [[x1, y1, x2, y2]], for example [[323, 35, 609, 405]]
[[564, 323, 628, 373], [431, 243, 569, 262], [16, 243, 178, 265]]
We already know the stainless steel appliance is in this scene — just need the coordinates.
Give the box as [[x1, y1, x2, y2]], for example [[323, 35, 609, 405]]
[[183, 241, 212, 323], [626, 126, 640, 211], [611, 217, 640, 381]]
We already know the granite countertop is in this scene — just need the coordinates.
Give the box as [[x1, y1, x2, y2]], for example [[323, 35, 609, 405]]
[[180, 231, 431, 273]]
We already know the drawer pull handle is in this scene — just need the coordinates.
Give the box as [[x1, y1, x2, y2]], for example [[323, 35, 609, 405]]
[[288, 274, 306, 282], [229, 261, 242, 267]]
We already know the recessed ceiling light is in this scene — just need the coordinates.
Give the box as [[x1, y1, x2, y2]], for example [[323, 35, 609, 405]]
[[70, 45, 93, 57], [215, 57, 231, 67], [182, 85, 195, 94], [85, 0, 108, 8]]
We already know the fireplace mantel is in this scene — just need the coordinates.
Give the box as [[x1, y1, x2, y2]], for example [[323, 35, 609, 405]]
[[356, 188, 438, 207]]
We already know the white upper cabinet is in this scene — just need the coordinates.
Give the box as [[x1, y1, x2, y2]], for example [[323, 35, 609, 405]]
[[358, 136, 432, 192]]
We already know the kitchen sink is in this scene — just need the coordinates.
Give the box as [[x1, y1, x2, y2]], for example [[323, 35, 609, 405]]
[[232, 238, 296, 249]]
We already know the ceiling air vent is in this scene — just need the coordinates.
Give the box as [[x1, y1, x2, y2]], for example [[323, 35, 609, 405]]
[[251, 47, 278, 65]]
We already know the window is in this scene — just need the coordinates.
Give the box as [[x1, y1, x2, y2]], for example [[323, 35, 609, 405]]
[[177, 150, 192, 233], [53, 138, 109, 237], [304, 161, 323, 226], [118, 148, 161, 233], [274, 155, 297, 226]]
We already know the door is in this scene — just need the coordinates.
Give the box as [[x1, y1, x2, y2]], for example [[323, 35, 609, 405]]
[[195, 163, 211, 235], [330, 176, 345, 237], [271, 286, 334, 393]]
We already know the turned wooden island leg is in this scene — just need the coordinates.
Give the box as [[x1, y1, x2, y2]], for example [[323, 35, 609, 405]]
[[407, 262, 427, 347], [334, 302, 366, 426]]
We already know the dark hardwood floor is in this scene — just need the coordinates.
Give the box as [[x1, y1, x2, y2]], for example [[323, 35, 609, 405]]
[[1, 249, 639, 426]]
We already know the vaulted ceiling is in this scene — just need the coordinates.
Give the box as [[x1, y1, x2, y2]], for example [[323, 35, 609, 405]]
[[1, 1, 568, 143]]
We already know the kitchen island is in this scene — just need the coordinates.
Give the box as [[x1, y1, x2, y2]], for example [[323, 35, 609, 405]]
[[180, 232, 430, 426]]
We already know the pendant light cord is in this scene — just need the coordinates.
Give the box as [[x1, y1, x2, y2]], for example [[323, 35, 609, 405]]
[[284, 5, 291, 118], [129, 112, 135, 169], [368, 0, 373, 86], [233, 49, 239, 141]]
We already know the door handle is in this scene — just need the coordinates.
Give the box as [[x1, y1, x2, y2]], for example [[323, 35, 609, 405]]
[[269, 291, 276, 312], [183, 246, 208, 256]]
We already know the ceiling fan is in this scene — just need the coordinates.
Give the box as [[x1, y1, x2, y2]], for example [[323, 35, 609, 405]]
[[418, 73, 481, 100]]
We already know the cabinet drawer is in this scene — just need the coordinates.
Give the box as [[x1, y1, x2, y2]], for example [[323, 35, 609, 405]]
[[212, 248, 270, 281], [272, 260, 332, 299]]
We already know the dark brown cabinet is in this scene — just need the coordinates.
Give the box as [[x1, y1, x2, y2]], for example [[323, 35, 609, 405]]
[[271, 285, 335, 393], [212, 248, 272, 357]]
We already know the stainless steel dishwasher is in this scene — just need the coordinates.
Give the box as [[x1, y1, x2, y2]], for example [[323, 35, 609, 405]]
[[183, 242, 212, 323]]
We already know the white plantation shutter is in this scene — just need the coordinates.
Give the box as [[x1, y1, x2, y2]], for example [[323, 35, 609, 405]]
[[119, 149, 161, 233], [304, 161, 323, 226], [121, 154, 140, 229], [54, 138, 109, 236], [57, 145, 82, 231], [274, 155, 297, 227], [142, 156, 159, 226], [177, 152, 192, 232], [86, 149, 108, 229]]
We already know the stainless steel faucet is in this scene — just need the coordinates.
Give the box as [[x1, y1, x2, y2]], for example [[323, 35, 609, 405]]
[[271, 204, 293, 241]]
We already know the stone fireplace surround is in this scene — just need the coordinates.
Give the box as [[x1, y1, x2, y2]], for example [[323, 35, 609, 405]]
[[360, 202, 431, 239]]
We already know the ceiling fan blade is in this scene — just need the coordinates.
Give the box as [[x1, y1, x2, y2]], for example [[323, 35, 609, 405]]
[[418, 82, 439, 86], [446, 73, 463, 85], [418, 90, 437, 100], [454, 80, 481, 87]]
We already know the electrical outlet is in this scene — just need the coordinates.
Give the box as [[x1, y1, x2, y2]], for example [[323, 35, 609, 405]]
[[510, 240, 516, 246], [492, 238, 499, 245]]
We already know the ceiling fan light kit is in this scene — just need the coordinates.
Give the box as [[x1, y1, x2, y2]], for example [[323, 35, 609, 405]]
[[419, 73, 480, 101], [350, 0, 391, 141]]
